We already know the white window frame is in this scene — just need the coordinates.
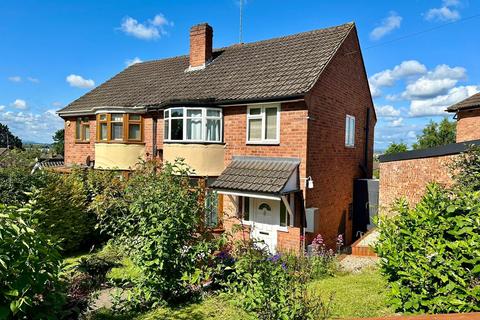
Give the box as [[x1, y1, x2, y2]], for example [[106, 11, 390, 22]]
[[246, 104, 280, 144], [163, 107, 223, 143], [345, 114, 355, 147]]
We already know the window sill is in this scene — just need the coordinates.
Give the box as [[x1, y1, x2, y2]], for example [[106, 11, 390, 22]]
[[163, 141, 225, 145], [246, 142, 280, 146], [74, 140, 90, 144], [345, 145, 356, 149], [95, 141, 145, 145]]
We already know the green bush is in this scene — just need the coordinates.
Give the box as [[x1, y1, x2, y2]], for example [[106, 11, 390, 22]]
[[224, 242, 333, 320], [376, 184, 480, 314], [0, 201, 65, 319], [34, 173, 97, 253], [110, 160, 225, 309]]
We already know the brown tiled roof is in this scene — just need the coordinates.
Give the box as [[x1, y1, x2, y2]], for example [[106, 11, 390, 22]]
[[58, 23, 354, 115], [447, 92, 480, 112], [210, 156, 300, 194]]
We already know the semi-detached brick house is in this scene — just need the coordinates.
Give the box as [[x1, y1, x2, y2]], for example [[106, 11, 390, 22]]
[[379, 92, 480, 213], [58, 22, 377, 252]]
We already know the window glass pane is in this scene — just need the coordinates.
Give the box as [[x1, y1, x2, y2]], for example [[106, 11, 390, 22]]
[[187, 109, 202, 117], [83, 125, 90, 140], [171, 108, 183, 117], [206, 119, 220, 141], [207, 109, 221, 117], [280, 201, 286, 227], [129, 114, 141, 121], [350, 117, 355, 146], [100, 123, 108, 140], [129, 124, 141, 140], [164, 120, 169, 140], [187, 119, 202, 140], [75, 119, 81, 139], [82, 117, 89, 123], [164, 110, 170, 118], [99, 114, 107, 121], [244, 197, 250, 221], [171, 119, 183, 140], [205, 191, 218, 227], [111, 123, 123, 140], [265, 107, 278, 140], [111, 114, 123, 122], [249, 108, 261, 115], [248, 119, 262, 141]]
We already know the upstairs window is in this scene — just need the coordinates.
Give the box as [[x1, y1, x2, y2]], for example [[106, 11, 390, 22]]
[[247, 104, 280, 144], [75, 117, 90, 142], [96, 113, 143, 143], [345, 115, 355, 147], [164, 107, 222, 143]]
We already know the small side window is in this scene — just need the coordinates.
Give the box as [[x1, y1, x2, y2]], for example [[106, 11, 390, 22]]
[[345, 115, 355, 147]]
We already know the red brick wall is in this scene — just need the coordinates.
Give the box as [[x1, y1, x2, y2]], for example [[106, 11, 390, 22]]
[[456, 109, 480, 142], [144, 114, 164, 160], [64, 116, 95, 166], [277, 227, 301, 253], [304, 26, 376, 247], [379, 155, 456, 213]]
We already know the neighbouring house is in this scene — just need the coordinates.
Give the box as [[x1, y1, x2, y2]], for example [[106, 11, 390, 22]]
[[57, 22, 376, 252], [379, 92, 480, 213]]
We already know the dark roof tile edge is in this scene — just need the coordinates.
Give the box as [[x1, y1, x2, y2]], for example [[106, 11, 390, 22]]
[[378, 139, 480, 163]]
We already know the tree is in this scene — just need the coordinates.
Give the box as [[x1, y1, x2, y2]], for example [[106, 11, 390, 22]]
[[52, 129, 64, 156], [412, 118, 456, 150], [384, 142, 408, 155], [0, 123, 22, 148]]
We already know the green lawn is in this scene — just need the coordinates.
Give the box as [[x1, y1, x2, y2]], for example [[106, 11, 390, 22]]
[[65, 248, 395, 319], [312, 268, 396, 319]]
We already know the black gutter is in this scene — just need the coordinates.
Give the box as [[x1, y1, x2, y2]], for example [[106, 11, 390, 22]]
[[379, 139, 480, 163], [145, 94, 305, 110]]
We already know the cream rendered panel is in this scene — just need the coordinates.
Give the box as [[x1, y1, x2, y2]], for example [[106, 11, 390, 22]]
[[95, 143, 145, 170], [163, 143, 225, 176]]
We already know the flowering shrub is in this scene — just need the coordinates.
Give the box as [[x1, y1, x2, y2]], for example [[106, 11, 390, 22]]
[[309, 233, 342, 278], [224, 240, 333, 320]]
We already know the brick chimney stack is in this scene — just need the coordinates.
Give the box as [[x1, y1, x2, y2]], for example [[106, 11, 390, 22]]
[[189, 23, 213, 69]]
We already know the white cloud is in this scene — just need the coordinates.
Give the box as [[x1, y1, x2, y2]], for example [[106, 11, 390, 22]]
[[125, 57, 143, 67], [376, 105, 401, 117], [0, 105, 5, 111], [66, 74, 95, 89], [425, 0, 461, 22], [8, 76, 22, 82], [389, 117, 404, 127], [120, 13, 172, 40], [0, 109, 64, 143], [402, 64, 466, 99], [52, 101, 63, 107], [11, 99, 27, 109], [369, 60, 427, 97], [370, 12, 402, 41], [409, 85, 480, 117], [27, 77, 39, 83]]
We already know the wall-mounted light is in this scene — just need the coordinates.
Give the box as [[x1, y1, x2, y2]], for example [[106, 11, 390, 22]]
[[66, 120, 71, 127], [305, 176, 314, 189]]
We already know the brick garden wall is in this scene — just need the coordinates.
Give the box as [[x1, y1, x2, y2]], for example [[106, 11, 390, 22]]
[[379, 155, 456, 214], [304, 26, 376, 247], [456, 109, 480, 142]]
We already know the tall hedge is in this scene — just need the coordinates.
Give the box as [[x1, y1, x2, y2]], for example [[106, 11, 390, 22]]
[[376, 184, 480, 313]]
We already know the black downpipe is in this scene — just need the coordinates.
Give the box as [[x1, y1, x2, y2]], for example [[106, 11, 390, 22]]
[[364, 107, 371, 177], [152, 115, 158, 157]]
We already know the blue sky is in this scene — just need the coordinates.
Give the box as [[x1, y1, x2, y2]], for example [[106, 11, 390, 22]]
[[1, 0, 479, 148]]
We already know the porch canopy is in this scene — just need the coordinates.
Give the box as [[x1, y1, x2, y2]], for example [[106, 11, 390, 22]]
[[210, 156, 301, 200]]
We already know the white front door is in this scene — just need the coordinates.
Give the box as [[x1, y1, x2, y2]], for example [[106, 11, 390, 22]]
[[250, 198, 280, 253]]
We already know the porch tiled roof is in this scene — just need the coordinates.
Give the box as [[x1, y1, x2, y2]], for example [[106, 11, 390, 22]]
[[58, 22, 354, 115], [210, 156, 300, 194]]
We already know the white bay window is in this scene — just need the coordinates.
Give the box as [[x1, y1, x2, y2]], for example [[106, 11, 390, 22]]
[[164, 107, 222, 143], [247, 104, 280, 144]]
